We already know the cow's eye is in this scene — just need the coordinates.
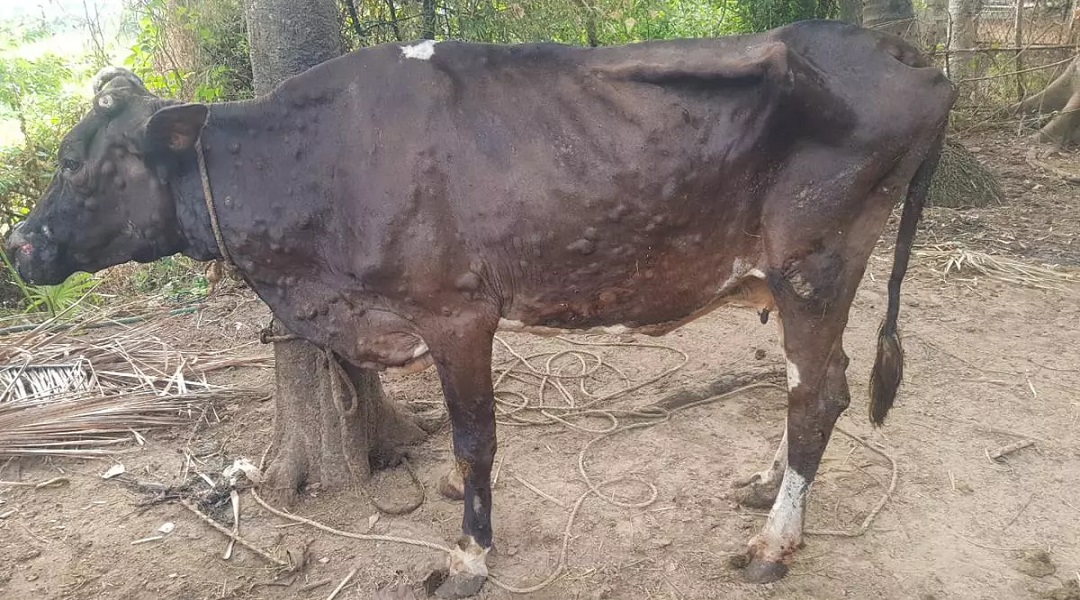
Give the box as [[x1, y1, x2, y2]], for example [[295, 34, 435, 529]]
[[61, 159, 82, 174]]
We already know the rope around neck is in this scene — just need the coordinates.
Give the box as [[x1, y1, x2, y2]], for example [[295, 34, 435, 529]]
[[195, 139, 235, 270]]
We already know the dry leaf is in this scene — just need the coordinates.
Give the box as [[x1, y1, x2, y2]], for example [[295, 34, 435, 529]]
[[101, 464, 125, 479]]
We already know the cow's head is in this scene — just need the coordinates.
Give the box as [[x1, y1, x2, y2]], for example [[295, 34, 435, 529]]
[[5, 67, 209, 285]]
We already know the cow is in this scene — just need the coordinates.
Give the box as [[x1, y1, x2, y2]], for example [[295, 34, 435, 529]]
[[5, 19, 954, 596]]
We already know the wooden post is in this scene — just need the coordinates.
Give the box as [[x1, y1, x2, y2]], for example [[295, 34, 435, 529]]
[[1070, 0, 1080, 44], [1014, 0, 1025, 102]]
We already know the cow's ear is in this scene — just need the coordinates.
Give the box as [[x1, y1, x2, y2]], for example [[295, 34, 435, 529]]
[[144, 103, 209, 154]]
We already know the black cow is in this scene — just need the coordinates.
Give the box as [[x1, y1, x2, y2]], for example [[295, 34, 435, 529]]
[[6, 20, 955, 595]]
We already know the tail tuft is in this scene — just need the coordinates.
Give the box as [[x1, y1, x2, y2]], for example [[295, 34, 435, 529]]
[[869, 325, 904, 425], [867, 130, 945, 426]]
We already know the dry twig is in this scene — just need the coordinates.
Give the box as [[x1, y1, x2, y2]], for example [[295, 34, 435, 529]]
[[178, 499, 289, 569], [989, 439, 1035, 460]]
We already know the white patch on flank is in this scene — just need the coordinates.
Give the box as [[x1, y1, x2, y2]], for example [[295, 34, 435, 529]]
[[401, 40, 437, 60], [785, 357, 801, 391], [716, 258, 769, 297], [498, 319, 526, 331], [498, 318, 637, 336], [757, 466, 810, 556], [447, 535, 490, 577]]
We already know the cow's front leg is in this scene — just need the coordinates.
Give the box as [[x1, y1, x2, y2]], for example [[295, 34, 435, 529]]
[[429, 322, 498, 599]]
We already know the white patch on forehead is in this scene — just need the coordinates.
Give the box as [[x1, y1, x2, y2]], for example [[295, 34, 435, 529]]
[[402, 40, 437, 60], [785, 356, 801, 391]]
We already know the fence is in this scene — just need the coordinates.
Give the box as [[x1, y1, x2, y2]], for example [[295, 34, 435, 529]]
[[914, 2, 1079, 112]]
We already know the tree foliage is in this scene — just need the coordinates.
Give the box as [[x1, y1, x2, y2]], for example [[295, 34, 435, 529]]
[[734, 0, 838, 32], [0, 26, 88, 236], [124, 0, 252, 101]]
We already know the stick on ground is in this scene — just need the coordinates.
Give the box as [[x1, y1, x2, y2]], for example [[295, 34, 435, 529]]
[[989, 439, 1035, 461], [178, 499, 289, 569]]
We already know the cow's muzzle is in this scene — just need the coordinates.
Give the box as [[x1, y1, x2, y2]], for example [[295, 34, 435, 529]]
[[4, 224, 65, 286]]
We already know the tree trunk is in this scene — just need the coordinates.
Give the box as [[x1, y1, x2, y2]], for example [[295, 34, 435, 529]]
[[839, 0, 863, 25], [862, 0, 917, 38], [421, 0, 437, 40], [1011, 55, 1080, 147], [924, 0, 950, 48], [243, 0, 427, 506], [573, 0, 601, 46], [947, 0, 983, 80], [245, 0, 343, 95]]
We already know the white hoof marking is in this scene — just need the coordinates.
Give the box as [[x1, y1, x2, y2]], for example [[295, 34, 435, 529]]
[[447, 536, 490, 578]]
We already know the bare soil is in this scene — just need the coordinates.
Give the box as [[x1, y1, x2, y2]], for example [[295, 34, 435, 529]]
[[2, 130, 1079, 600]]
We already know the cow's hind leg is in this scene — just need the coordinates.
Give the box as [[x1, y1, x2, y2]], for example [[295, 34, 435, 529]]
[[742, 265, 855, 583], [733, 426, 787, 509], [427, 320, 499, 599], [735, 315, 790, 509]]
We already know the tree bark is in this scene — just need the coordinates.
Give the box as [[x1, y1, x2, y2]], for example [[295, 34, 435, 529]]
[[947, 0, 983, 80], [245, 0, 343, 95], [243, 0, 427, 505], [924, 0, 949, 48], [839, 0, 863, 25], [421, 0, 437, 40], [862, 0, 917, 38], [573, 0, 601, 46]]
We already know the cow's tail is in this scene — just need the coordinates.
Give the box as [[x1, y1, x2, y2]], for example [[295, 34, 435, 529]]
[[868, 132, 945, 426]]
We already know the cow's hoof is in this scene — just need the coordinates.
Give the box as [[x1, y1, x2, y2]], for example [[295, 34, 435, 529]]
[[733, 475, 781, 509], [742, 556, 788, 584], [438, 468, 465, 501], [434, 573, 486, 599]]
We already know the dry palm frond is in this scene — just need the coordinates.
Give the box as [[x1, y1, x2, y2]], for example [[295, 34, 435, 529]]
[[0, 308, 270, 458], [0, 361, 95, 402], [0, 390, 259, 459], [914, 243, 1080, 292]]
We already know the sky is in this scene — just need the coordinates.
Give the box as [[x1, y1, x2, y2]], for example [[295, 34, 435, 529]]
[[0, 1, 126, 147], [0, 0, 122, 25]]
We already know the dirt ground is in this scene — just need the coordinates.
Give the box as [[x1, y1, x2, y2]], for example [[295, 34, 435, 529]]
[[1, 129, 1079, 600]]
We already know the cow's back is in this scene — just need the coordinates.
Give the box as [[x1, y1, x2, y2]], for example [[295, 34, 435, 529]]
[[248, 23, 952, 334]]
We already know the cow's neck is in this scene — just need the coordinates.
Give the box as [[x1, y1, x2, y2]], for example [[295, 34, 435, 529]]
[[173, 95, 339, 294], [172, 97, 304, 266], [171, 135, 226, 264]]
